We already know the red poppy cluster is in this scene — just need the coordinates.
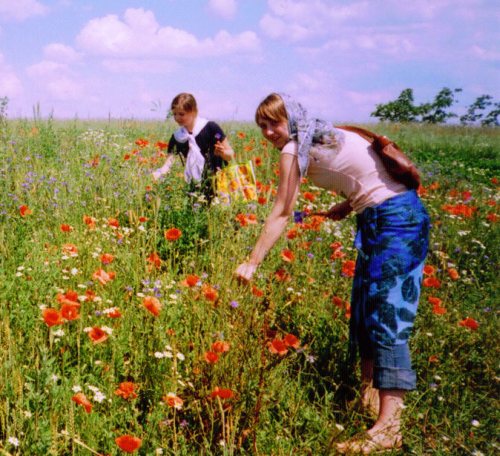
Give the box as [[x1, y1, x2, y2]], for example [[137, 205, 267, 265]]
[[268, 333, 301, 356], [42, 290, 81, 327]]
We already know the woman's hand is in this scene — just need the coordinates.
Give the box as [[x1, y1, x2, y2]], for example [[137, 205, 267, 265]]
[[234, 262, 258, 284], [312, 200, 352, 221]]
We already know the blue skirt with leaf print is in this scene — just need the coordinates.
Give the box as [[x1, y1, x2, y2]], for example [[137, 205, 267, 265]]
[[350, 190, 430, 349]]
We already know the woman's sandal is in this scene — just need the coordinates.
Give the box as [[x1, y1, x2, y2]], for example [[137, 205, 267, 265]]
[[335, 431, 403, 454]]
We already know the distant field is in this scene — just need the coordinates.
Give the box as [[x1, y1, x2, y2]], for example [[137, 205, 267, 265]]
[[0, 118, 498, 455]]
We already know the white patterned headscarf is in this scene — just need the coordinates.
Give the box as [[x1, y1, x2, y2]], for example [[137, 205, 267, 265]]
[[278, 93, 344, 177]]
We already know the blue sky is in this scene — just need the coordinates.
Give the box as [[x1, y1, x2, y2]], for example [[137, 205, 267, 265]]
[[0, 0, 498, 122]]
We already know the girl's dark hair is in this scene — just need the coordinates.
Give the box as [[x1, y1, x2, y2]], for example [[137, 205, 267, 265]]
[[171, 93, 198, 114]]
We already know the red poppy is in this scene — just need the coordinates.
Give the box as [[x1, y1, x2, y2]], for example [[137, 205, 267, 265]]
[[72, 392, 92, 413], [88, 327, 109, 344], [92, 268, 115, 285], [251, 285, 264, 297], [330, 249, 346, 260], [286, 228, 298, 239], [100, 253, 115, 265], [155, 141, 168, 150], [237, 132, 246, 139], [42, 308, 64, 327], [332, 296, 345, 309], [210, 387, 234, 400], [107, 307, 122, 318], [341, 260, 356, 278], [57, 290, 79, 306], [163, 393, 184, 409], [330, 241, 342, 250], [83, 215, 96, 229], [114, 382, 138, 400], [182, 274, 200, 287], [62, 243, 78, 256], [428, 355, 439, 363], [143, 296, 162, 316], [108, 218, 120, 228], [281, 249, 295, 263], [202, 284, 218, 302], [459, 317, 479, 330], [211, 340, 230, 353], [139, 216, 148, 223], [423, 277, 441, 288], [283, 333, 300, 349], [427, 296, 442, 307], [115, 435, 142, 453], [19, 205, 32, 217], [164, 228, 182, 241], [274, 268, 290, 282], [123, 153, 131, 161], [432, 305, 447, 315], [204, 351, 219, 364], [423, 265, 436, 276], [135, 138, 149, 148], [61, 303, 80, 321], [486, 212, 498, 222], [60, 224, 73, 232], [258, 196, 267, 205], [85, 289, 97, 302], [447, 268, 459, 280], [303, 192, 315, 202], [268, 338, 288, 356], [253, 156, 262, 166], [146, 252, 161, 269]]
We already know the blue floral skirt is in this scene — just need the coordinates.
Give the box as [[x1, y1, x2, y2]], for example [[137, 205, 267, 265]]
[[350, 190, 430, 390]]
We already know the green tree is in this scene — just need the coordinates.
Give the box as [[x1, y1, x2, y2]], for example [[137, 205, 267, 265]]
[[481, 101, 500, 126], [419, 87, 462, 123], [460, 94, 493, 125], [370, 88, 419, 122]]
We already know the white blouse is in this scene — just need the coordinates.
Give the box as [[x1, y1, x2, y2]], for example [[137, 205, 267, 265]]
[[282, 130, 407, 213]]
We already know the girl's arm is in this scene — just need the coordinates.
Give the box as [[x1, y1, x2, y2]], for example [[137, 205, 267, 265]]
[[214, 138, 235, 161], [152, 154, 175, 181], [235, 151, 301, 283]]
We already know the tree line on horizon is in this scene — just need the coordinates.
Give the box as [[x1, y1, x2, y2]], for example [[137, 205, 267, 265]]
[[1, 89, 499, 126], [371, 88, 499, 126]]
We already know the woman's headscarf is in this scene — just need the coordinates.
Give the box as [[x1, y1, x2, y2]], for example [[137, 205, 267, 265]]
[[278, 93, 343, 177]]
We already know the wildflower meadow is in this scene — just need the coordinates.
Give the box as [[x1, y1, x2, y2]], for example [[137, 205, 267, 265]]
[[0, 115, 498, 455]]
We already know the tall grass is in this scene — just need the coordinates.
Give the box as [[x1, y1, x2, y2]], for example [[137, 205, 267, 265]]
[[0, 118, 498, 455]]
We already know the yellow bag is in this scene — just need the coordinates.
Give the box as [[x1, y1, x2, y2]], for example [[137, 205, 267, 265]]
[[213, 161, 257, 204]]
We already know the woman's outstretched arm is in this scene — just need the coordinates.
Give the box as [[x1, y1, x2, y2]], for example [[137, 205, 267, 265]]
[[235, 151, 300, 282]]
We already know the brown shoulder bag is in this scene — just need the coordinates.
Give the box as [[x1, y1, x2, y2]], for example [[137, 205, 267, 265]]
[[336, 125, 421, 190]]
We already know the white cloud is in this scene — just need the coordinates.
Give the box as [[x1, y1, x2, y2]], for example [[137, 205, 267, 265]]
[[0, 0, 48, 21], [260, 0, 362, 42], [43, 43, 82, 63], [102, 59, 179, 74], [0, 53, 23, 97], [76, 8, 260, 58], [208, 0, 237, 20], [26, 60, 83, 100], [470, 45, 500, 62]]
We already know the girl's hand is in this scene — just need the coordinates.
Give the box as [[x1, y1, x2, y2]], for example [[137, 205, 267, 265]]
[[214, 141, 225, 157], [214, 138, 235, 161], [311, 201, 352, 221], [234, 262, 258, 284]]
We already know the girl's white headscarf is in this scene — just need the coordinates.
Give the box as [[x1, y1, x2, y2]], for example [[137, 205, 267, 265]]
[[277, 93, 343, 177], [174, 116, 209, 183]]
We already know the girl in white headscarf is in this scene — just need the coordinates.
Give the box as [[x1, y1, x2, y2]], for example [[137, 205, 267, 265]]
[[235, 93, 429, 454], [152, 93, 234, 196]]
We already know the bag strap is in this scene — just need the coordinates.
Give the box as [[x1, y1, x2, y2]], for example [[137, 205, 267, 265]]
[[336, 125, 394, 148]]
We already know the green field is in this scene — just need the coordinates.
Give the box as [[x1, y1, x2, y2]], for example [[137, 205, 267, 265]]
[[0, 117, 498, 455]]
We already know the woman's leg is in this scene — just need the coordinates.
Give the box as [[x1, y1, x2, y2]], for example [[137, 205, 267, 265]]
[[360, 358, 379, 417]]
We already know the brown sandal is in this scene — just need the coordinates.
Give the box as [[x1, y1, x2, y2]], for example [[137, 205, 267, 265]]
[[335, 431, 402, 454]]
